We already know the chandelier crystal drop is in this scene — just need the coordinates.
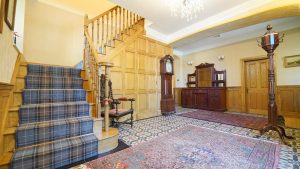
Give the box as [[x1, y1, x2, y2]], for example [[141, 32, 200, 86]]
[[165, 0, 204, 21]]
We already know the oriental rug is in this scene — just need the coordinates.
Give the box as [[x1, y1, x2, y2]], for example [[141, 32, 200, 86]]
[[76, 126, 279, 169], [179, 110, 267, 130]]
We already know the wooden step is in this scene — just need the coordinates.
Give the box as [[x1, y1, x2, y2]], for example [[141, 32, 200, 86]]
[[3, 127, 16, 154], [6, 107, 19, 128], [0, 152, 12, 168], [97, 128, 119, 154], [4, 127, 17, 135]]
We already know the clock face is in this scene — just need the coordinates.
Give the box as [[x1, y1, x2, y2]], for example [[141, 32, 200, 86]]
[[166, 59, 172, 73]]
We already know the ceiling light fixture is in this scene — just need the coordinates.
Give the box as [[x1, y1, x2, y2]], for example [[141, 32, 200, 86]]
[[165, 0, 204, 21]]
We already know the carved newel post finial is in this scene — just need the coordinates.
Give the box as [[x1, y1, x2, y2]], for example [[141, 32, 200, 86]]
[[266, 24, 272, 30], [258, 25, 294, 146]]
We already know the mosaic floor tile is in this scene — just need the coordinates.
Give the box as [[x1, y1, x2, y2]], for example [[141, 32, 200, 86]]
[[118, 107, 300, 169]]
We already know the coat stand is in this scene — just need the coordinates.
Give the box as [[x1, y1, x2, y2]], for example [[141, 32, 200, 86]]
[[258, 25, 294, 146]]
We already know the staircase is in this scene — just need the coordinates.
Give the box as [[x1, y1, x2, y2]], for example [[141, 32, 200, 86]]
[[10, 64, 98, 169], [0, 5, 143, 169]]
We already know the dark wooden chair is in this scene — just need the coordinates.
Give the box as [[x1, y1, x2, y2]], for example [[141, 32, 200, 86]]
[[100, 75, 135, 127]]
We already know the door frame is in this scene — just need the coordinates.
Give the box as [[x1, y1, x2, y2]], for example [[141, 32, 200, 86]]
[[240, 55, 277, 113]]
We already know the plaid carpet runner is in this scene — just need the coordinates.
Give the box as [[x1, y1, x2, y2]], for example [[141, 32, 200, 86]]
[[11, 64, 98, 169]]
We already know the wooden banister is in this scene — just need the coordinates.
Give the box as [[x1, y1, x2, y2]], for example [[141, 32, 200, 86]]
[[89, 6, 119, 24], [83, 6, 143, 120]]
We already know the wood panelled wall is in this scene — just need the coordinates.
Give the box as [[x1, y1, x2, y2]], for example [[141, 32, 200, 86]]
[[226, 86, 300, 116], [109, 35, 172, 120], [0, 83, 13, 156]]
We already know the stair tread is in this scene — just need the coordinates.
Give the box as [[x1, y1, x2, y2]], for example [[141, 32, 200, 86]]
[[25, 75, 83, 79], [9, 107, 19, 111], [18, 116, 92, 128], [0, 152, 13, 166], [23, 88, 85, 91], [20, 101, 89, 108], [20, 62, 27, 66], [4, 127, 17, 135]]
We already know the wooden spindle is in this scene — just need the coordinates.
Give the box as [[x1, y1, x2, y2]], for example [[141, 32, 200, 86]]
[[92, 22, 94, 41], [101, 16, 104, 49], [123, 8, 125, 32], [97, 19, 100, 47], [111, 11, 113, 43], [119, 8, 121, 36], [106, 14, 108, 46], [115, 9, 117, 38]]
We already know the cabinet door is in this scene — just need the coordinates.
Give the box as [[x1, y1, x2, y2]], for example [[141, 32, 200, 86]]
[[208, 89, 226, 110], [181, 89, 194, 108], [194, 89, 208, 108], [181, 90, 188, 107], [186, 90, 194, 108]]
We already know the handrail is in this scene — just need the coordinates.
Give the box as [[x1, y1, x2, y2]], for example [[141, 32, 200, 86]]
[[84, 30, 100, 63], [89, 6, 119, 24]]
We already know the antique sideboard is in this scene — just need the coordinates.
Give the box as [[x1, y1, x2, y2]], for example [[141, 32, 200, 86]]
[[181, 63, 227, 112]]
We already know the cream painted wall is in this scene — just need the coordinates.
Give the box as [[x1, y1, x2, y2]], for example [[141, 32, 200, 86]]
[[177, 28, 300, 87], [23, 0, 84, 66], [14, 0, 26, 52], [0, 14, 18, 83]]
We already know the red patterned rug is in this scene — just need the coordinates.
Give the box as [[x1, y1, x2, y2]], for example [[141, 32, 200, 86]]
[[75, 126, 279, 169], [179, 110, 267, 130]]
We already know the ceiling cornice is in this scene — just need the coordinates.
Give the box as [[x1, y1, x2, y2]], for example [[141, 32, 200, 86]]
[[145, 0, 273, 44], [145, 0, 300, 45]]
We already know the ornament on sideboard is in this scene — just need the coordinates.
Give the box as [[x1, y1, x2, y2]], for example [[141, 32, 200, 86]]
[[217, 55, 225, 61], [187, 61, 193, 65]]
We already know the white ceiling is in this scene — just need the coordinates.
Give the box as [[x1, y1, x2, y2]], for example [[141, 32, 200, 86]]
[[173, 17, 300, 56], [110, 0, 273, 44]]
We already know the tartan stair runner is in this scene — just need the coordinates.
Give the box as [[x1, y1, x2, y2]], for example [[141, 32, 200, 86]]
[[11, 64, 98, 169]]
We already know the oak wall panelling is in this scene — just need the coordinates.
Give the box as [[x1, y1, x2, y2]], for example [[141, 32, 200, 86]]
[[108, 34, 172, 121], [226, 87, 242, 112]]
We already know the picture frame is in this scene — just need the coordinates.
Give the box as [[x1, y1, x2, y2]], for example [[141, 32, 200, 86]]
[[4, 0, 17, 30], [284, 55, 300, 68], [0, 0, 5, 33]]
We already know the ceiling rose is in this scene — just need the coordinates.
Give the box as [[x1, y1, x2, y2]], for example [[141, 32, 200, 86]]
[[165, 0, 204, 21]]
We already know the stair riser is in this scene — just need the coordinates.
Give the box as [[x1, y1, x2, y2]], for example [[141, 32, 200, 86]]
[[86, 91, 94, 103], [12, 92, 22, 107], [18, 65, 27, 77], [27, 65, 81, 78], [83, 80, 90, 90], [14, 78, 25, 92], [16, 120, 93, 148], [22, 90, 86, 104], [5, 111, 19, 128], [25, 77, 83, 89], [19, 103, 90, 124], [3, 134, 15, 154]]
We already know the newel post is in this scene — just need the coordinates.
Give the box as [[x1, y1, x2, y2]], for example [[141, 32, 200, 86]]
[[99, 62, 114, 132], [84, 14, 89, 31]]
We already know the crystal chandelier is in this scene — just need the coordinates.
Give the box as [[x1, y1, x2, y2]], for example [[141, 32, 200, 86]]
[[165, 0, 204, 21]]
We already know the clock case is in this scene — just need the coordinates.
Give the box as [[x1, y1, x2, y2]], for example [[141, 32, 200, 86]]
[[160, 55, 175, 115]]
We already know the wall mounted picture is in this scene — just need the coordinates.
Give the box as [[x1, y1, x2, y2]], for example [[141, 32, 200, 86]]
[[0, 0, 5, 33], [284, 55, 300, 68], [5, 0, 17, 30]]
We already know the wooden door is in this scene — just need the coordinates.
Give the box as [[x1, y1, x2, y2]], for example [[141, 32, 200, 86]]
[[245, 59, 269, 115]]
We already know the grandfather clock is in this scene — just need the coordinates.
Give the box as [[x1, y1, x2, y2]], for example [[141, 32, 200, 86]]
[[160, 55, 175, 115]]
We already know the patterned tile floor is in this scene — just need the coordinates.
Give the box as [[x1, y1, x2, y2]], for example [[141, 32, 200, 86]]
[[118, 107, 300, 169]]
